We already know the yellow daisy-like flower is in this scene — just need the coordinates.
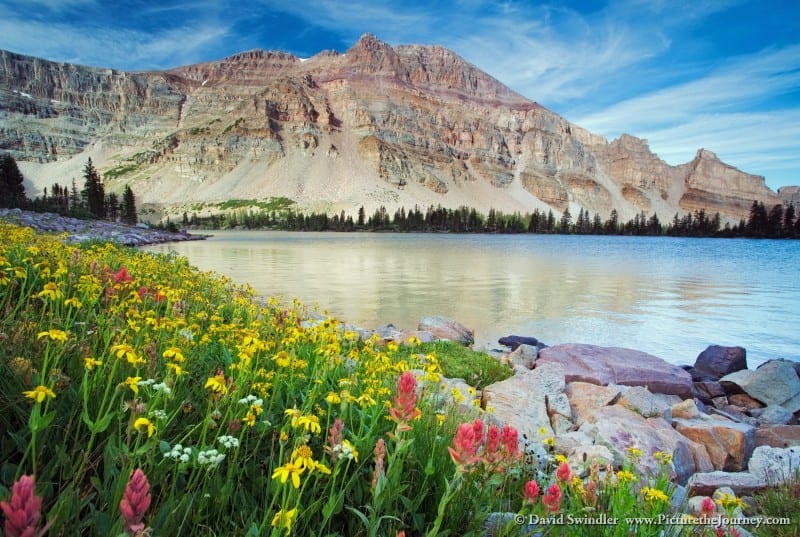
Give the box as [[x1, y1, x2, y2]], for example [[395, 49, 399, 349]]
[[124, 376, 142, 394], [110, 343, 146, 365], [291, 444, 316, 470], [63, 297, 82, 309], [162, 347, 185, 362], [133, 417, 156, 438], [641, 487, 669, 503], [654, 451, 672, 465], [166, 362, 185, 376], [204, 374, 228, 395], [616, 470, 636, 483], [84, 357, 103, 370], [407, 335, 421, 346], [272, 351, 291, 368], [36, 282, 62, 300], [555, 454, 568, 464], [36, 329, 69, 342], [23, 385, 56, 403], [627, 446, 643, 459], [271, 461, 304, 489], [270, 508, 298, 536], [325, 391, 342, 404], [715, 492, 747, 510], [294, 414, 321, 434]]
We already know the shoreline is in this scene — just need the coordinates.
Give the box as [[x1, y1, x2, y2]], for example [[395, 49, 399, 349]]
[[0, 208, 209, 246]]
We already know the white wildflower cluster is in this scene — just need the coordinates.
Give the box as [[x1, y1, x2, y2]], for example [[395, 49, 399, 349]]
[[238, 394, 263, 406], [179, 328, 194, 341], [217, 435, 240, 449], [197, 449, 226, 467], [164, 444, 192, 463], [150, 409, 168, 421], [152, 382, 171, 394], [332, 439, 358, 462], [137, 378, 156, 387]]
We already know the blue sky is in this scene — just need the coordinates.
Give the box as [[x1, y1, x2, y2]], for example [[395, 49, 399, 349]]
[[1, 0, 798, 190]]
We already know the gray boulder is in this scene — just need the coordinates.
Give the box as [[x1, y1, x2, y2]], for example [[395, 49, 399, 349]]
[[418, 316, 474, 345], [748, 445, 800, 485], [720, 360, 800, 412]]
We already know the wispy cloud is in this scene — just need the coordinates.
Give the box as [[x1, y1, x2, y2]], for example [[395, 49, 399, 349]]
[[573, 44, 800, 181]]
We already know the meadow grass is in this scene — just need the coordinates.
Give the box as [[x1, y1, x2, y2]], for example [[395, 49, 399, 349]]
[[0, 222, 754, 536]]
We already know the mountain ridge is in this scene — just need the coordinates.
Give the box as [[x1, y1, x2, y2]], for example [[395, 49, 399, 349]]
[[0, 34, 786, 222]]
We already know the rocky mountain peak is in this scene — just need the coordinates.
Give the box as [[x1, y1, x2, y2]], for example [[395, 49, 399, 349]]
[[0, 37, 792, 222]]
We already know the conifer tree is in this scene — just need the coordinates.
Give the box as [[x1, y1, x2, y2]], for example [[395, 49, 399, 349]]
[[0, 153, 27, 208], [121, 184, 138, 225], [81, 158, 106, 218]]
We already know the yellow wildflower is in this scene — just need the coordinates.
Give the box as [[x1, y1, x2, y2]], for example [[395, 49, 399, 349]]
[[273, 351, 291, 368], [36, 282, 62, 300], [654, 451, 672, 465], [325, 392, 342, 404], [36, 329, 69, 342], [616, 470, 636, 483], [134, 417, 156, 438], [205, 374, 228, 395], [641, 487, 669, 503], [270, 508, 298, 536], [110, 343, 146, 365], [271, 461, 304, 489], [291, 444, 316, 471], [294, 414, 321, 434], [555, 454, 568, 464], [23, 385, 56, 403], [84, 357, 103, 370], [166, 362, 185, 376], [715, 492, 747, 510], [162, 347, 185, 362], [124, 376, 142, 394], [63, 297, 82, 308], [627, 446, 643, 459]]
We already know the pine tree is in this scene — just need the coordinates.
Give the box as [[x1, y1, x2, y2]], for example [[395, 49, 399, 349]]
[[784, 203, 796, 237], [121, 185, 137, 225], [0, 153, 27, 208], [81, 158, 106, 218]]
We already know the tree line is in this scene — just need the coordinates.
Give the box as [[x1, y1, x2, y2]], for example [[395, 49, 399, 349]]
[[0, 154, 138, 224], [181, 200, 800, 239]]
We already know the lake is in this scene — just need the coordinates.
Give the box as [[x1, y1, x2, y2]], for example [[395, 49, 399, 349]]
[[142, 231, 800, 367]]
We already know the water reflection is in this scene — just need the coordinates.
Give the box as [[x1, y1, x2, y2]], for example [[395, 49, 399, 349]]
[[142, 231, 800, 366]]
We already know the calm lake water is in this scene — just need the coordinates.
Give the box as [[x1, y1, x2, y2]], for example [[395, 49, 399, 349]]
[[142, 231, 800, 367]]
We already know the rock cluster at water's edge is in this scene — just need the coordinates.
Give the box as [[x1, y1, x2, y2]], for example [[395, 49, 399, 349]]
[[0, 208, 207, 246]]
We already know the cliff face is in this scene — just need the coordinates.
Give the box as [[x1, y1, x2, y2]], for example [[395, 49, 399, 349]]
[[0, 34, 787, 221]]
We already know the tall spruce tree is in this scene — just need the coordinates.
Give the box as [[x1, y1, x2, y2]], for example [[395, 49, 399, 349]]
[[121, 185, 137, 225], [81, 158, 106, 218], [0, 153, 27, 208]]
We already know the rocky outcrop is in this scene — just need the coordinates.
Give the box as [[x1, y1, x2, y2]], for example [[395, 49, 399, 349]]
[[0, 36, 789, 222], [720, 360, 800, 412], [536, 344, 694, 398]]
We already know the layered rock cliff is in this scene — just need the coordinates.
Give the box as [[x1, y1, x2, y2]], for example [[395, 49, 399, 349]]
[[0, 34, 787, 221]]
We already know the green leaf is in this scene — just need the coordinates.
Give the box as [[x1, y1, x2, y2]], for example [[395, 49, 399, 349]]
[[93, 411, 115, 433], [159, 440, 172, 453], [28, 406, 56, 432], [244, 523, 260, 537]]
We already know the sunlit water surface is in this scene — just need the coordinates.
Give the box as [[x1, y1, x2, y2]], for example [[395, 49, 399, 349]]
[[143, 231, 800, 367]]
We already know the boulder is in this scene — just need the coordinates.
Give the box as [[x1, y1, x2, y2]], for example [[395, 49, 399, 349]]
[[693, 345, 747, 380], [482, 361, 572, 440], [720, 360, 800, 412], [617, 386, 680, 418], [672, 417, 756, 471], [567, 445, 615, 471], [748, 445, 800, 484], [565, 382, 621, 427], [686, 471, 767, 497], [553, 430, 595, 454], [672, 399, 702, 420], [578, 405, 699, 484], [727, 393, 765, 411], [693, 381, 726, 403], [417, 316, 474, 345], [498, 335, 547, 351], [758, 405, 794, 426], [755, 425, 800, 448], [536, 344, 693, 398], [504, 344, 538, 372]]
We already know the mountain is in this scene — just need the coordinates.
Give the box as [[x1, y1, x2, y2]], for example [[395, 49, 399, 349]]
[[0, 33, 785, 222]]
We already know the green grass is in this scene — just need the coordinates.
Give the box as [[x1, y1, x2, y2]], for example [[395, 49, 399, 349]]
[[395, 341, 512, 388], [749, 476, 800, 536]]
